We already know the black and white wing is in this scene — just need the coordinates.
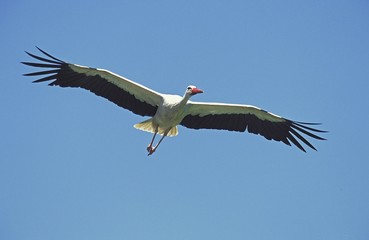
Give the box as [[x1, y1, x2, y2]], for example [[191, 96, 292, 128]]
[[181, 101, 326, 152], [22, 47, 163, 117]]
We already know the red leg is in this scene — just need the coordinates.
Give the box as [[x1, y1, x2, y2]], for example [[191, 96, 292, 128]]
[[147, 126, 158, 152], [148, 128, 170, 156]]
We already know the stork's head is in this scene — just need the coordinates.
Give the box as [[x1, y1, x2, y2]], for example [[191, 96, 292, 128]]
[[186, 85, 203, 96]]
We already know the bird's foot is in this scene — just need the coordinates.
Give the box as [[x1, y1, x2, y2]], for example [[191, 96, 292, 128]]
[[147, 147, 156, 156], [147, 145, 153, 152]]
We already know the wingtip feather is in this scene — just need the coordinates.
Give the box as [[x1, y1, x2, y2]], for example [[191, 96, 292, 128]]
[[35, 47, 65, 63]]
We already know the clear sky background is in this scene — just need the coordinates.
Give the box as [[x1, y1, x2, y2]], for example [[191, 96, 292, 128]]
[[1, 0, 369, 239]]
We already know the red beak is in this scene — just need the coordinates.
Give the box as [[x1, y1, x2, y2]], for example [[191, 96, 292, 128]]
[[191, 88, 204, 95]]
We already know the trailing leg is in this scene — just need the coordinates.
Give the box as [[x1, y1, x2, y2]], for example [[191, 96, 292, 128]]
[[148, 128, 171, 156], [147, 126, 158, 153]]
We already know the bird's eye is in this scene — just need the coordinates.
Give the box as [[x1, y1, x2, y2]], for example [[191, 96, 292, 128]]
[[187, 87, 192, 90]]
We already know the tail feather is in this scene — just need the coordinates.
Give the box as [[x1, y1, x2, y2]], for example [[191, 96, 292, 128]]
[[134, 119, 178, 137]]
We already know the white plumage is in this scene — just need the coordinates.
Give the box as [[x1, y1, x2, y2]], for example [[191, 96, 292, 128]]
[[22, 47, 326, 155]]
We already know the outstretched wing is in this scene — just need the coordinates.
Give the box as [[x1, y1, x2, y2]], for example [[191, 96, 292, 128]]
[[181, 101, 326, 152], [22, 47, 163, 117]]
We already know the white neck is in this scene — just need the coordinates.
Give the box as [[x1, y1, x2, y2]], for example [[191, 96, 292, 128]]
[[179, 92, 192, 107]]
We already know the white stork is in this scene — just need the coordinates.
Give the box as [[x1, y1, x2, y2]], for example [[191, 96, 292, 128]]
[[22, 47, 326, 155]]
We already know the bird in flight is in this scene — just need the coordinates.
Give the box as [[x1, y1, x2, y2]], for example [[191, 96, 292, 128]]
[[22, 47, 326, 156]]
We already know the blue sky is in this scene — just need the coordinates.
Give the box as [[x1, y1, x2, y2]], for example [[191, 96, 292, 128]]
[[1, 0, 369, 239]]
